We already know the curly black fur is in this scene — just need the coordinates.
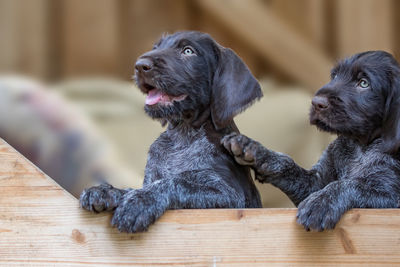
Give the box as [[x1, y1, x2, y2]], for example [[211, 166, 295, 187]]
[[222, 51, 400, 231]]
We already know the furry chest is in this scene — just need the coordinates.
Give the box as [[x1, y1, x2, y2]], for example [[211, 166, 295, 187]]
[[147, 130, 218, 176]]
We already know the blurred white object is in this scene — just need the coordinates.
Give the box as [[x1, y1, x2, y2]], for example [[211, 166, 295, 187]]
[[0, 76, 136, 197]]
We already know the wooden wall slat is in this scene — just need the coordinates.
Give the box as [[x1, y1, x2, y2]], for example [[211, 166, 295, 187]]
[[195, 0, 333, 92], [0, 0, 51, 79], [190, 4, 263, 77], [17, 0, 50, 80], [61, 0, 120, 77], [0, 0, 19, 73], [336, 0, 394, 57], [269, 0, 329, 51]]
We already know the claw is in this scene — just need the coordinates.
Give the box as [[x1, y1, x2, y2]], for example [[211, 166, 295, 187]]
[[243, 149, 254, 162], [231, 139, 243, 156]]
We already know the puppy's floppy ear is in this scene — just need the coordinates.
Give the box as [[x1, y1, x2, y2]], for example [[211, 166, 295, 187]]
[[211, 46, 262, 130], [381, 76, 400, 154]]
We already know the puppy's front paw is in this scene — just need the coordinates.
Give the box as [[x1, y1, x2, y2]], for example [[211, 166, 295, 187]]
[[296, 190, 344, 231], [111, 190, 166, 233], [80, 183, 126, 213], [221, 133, 258, 166]]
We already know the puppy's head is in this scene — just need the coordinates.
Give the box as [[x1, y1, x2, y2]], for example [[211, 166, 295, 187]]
[[310, 50, 400, 154], [134, 31, 262, 129]]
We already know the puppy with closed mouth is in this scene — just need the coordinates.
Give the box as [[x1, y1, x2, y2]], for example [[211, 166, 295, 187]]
[[223, 51, 400, 231], [80, 31, 263, 233]]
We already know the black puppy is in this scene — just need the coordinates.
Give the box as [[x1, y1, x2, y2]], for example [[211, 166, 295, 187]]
[[223, 51, 400, 231], [80, 31, 262, 232]]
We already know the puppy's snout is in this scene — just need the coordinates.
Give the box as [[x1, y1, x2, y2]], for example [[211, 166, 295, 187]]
[[135, 58, 153, 73], [312, 95, 329, 111]]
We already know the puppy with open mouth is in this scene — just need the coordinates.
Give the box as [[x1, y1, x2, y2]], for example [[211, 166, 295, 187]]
[[223, 51, 400, 231], [80, 31, 263, 233]]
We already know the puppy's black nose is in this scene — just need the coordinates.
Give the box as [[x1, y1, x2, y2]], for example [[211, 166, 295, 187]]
[[135, 58, 153, 72], [312, 95, 329, 111]]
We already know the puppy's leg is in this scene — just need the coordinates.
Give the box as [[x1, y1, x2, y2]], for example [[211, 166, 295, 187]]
[[111, 171, 244, 233], [80, 183, 128, 212], [297, 176, 400, 231], [222, 133, 331, 205], [222, 133, 294, 177]]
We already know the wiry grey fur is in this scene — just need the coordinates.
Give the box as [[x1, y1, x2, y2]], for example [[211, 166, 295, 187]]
[[222, 51, 400, 231], [80, 31, 262, 233]]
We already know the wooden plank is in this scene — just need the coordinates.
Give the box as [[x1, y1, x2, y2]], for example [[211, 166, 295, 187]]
[[303, 0, 330, 50], [16, 0, 50, 80], [269, 0, 334, 60], [191, 6, 263, 77], [269, 0, 328, 49], [336, 0, 394, 57], [0, 0, 19, 73], [195, 0, 334, 92], [61, 0, 120, 77], [1, 138, 400, 266], [0, 0, 51, 79]]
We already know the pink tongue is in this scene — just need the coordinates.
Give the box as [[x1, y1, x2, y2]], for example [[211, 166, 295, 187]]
[[145, 89, 162, 105]]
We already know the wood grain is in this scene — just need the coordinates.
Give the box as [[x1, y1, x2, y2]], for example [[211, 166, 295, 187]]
[[336, 0, 394, 57], [61, 0, 120, 77], [1, 138, 400, 266], [0, 0, 51, 79]]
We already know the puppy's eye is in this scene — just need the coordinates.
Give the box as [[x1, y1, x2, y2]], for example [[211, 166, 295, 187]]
[[182, 47, 195, 56], [358, 78, 370, 89]]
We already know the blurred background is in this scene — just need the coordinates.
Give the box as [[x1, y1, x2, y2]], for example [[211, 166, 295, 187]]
[[0, 0, 397, 207]]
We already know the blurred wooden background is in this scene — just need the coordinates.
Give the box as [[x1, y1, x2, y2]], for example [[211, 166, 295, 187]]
[[1, 0, 396, 206], [0, 0, 397, 91]]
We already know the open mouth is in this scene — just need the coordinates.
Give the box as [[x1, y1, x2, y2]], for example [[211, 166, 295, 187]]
[[142, 83, 187, 106]]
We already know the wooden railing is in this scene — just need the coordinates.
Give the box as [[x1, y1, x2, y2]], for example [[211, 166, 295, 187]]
[[1, 138, 400, 266]]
